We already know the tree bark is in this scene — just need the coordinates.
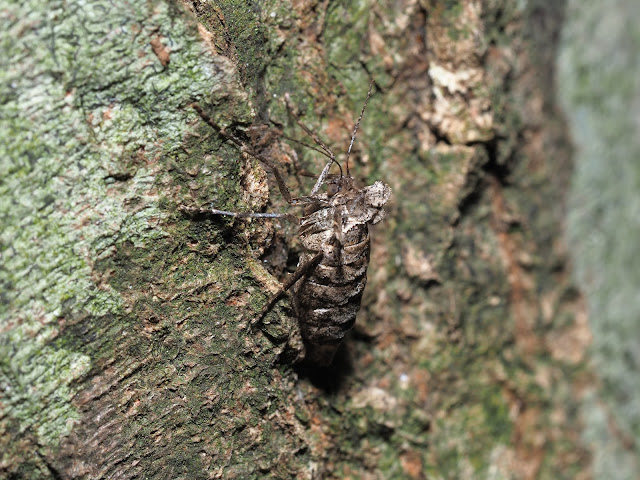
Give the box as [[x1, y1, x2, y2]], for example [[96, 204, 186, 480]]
[[0, 0, 592, 479]]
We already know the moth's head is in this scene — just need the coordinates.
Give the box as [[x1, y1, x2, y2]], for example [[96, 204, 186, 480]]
[[365, 180, 392, 208], [363, 181, 392, 225]]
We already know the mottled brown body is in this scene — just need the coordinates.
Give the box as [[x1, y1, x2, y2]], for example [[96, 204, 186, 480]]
[[295, 177, 391, 365]]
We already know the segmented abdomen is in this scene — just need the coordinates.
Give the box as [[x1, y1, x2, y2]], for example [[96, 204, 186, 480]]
[[294, 205, 371, 365]]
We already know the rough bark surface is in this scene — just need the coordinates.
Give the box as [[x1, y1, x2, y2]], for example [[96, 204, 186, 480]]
[[0, 0, 592, 479]]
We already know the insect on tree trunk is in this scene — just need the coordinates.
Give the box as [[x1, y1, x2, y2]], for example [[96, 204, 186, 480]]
[[192, 83, 392, 366]]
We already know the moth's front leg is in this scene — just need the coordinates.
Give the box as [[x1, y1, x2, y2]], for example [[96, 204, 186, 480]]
[[179, 204, 298, 223], [251, 252, 323, 329], [251, 252, 323, 365]]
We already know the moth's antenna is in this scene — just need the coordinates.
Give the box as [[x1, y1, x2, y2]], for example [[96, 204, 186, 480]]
[[345, 80, 374, 176]]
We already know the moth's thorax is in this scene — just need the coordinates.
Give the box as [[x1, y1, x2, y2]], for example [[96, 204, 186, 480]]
[[299, 180, 388, 246]]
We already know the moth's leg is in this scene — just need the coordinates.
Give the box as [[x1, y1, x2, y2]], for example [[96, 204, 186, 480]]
[[279, 132, 333, 167], [310, 161, 334, 196], [267, 149, 331, 196], [251, 252, 323, 328], [179, 204, 298, 223], [192, 103, 304, 206], [209, 209, 298, 222], [283, 94, 336, 161], [283, 94, 342, 194]]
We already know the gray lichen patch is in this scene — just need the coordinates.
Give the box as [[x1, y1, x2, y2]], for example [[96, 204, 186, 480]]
[[559, 0, 640, 476]]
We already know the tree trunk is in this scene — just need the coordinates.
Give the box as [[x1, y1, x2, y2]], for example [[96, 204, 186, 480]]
[[0, 0, 592, 478]]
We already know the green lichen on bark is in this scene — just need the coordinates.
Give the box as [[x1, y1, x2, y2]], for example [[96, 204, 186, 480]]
[[0, 0, 278, 476]]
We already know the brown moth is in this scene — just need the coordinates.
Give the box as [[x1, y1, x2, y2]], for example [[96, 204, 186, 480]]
[[191, 82, 391, 365]]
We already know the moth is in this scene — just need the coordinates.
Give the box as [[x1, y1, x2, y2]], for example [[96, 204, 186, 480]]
[[191, 82, 391, 365]]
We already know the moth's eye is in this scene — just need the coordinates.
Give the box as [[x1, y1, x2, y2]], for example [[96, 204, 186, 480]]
[[327, 183, 339, 196]]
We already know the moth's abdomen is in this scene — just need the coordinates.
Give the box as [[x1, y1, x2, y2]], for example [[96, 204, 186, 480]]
[[295, 220, 370, 366]]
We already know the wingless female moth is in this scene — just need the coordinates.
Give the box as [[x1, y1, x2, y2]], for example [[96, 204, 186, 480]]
[[191, 81, 391, 366]]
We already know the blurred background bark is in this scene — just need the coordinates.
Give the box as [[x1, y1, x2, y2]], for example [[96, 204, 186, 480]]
[[559, 0, 640, 477]]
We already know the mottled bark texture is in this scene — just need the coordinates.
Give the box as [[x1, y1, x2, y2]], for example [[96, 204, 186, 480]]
[[0, 1, 591, 479]]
